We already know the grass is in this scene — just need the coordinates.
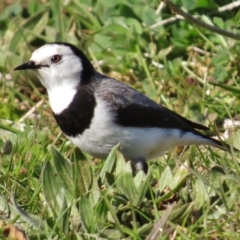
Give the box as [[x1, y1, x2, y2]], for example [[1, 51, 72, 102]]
[[1, 0, 240, 239]]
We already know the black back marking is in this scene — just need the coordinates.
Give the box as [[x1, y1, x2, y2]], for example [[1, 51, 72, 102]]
[[115, 103, 201, 132]]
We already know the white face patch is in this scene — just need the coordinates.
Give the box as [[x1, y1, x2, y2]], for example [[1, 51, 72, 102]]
[[30, 44, 82, 86]]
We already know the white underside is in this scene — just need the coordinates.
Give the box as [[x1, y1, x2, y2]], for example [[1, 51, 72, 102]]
[[70, 126, 212, 161], [69, 99, 213, 162]]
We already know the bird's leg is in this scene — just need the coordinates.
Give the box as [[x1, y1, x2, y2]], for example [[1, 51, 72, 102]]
[[132, 157, 148, 174]]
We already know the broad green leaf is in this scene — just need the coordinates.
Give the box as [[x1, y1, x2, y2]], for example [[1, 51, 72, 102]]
[[59, 197, 69, 235], [2, 3, 22, 18], [115, 150, 126, 176], [94, 198, 108, 229], [196, 0, 216, 8], [169, 164, 189, 190], [134, 172, 151, 206], [158, 166, 173, 192], [72, 152, 93, 197], [193, 178, 209, 210], [101, 229, 122, 239], [102, 193, 125, 237], [78, 195, 95, 233], [142, 8, 158, 26], [125, 18, 143, 35], [208, 205, 228, 220], [232, 129, 240, 152], [134, 170, 145, 190], [51, 147, 73, 193], [42, 161, 67, 216], [213, 17, 224, 29], [100, 143, 120, 181], [182, 1, 197, 10], [116, 172, 138, 203], [156, 164, 189, 204], [101, 23, 130, 35], [100, 0, 127, 8]]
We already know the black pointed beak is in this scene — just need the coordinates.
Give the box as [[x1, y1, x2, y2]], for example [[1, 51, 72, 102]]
[[14, 61, 49, 70]]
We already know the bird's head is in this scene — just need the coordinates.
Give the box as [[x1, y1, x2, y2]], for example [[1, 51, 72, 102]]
[[14, 42, 95, 91], [15, 42, 95, 114]]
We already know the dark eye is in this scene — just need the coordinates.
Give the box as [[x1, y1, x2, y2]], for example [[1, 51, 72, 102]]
[[51, 55, 61, 63]]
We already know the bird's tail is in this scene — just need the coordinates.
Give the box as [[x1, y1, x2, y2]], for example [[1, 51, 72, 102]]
[[207, 136, 239, 153]]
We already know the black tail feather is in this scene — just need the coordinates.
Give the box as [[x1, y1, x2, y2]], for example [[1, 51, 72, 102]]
[[208, 136, 240, 153]]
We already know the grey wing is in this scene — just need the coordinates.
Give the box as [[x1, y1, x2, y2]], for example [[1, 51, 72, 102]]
[[96, 76, 208, 131], [96, 75, 160, 108]]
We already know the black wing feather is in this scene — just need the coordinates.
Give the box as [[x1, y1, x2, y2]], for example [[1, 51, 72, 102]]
[[115, 103, 207, 132], [97, 76, 208, 132]]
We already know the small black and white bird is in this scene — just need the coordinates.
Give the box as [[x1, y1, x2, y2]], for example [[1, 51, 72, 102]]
[[14, 42, 237, 172]]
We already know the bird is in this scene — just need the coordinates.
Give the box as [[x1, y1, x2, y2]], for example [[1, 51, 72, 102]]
[[14, 42, 238, 173]]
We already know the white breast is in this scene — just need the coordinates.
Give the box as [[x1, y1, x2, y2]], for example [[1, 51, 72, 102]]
[[48, 84, 77, 114]]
